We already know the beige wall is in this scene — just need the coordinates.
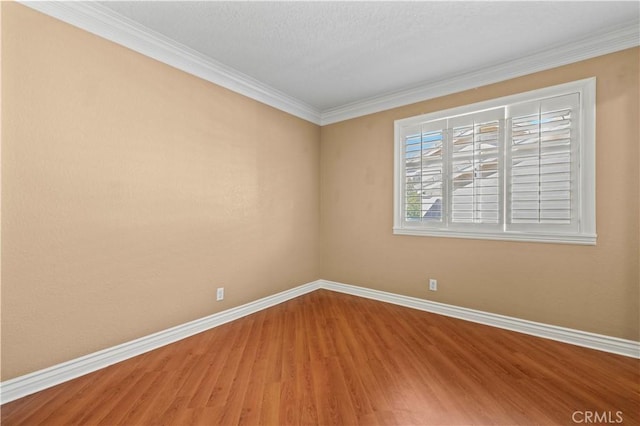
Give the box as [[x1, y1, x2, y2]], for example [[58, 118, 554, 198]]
[[1, 3, 320, 380], [320, 47, 640, 342], [2, 2, 639, 383]]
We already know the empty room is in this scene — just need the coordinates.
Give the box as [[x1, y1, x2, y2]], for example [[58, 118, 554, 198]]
[[1, 1, 639, 425]]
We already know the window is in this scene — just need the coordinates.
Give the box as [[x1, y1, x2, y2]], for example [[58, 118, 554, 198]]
[[394, 78, 596, 244]]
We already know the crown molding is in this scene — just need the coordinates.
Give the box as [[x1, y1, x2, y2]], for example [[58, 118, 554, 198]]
[[18, 1, 322, 125], [17, 2, 639, 127], [320, 20, 640, 125]]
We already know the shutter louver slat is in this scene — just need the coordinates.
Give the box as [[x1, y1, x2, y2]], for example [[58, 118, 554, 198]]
[[510, 105, 573, 225], [451, 120, 501, 224], [404, 126, 444, 222]]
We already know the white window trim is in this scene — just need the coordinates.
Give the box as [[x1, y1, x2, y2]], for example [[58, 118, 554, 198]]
[[393, 78, 596, 245]]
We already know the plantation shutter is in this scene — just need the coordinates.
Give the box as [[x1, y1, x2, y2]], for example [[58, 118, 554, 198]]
[[394, 78, 594, 243], [448, 109, 504, 226], [507, 93, 580, 232], [402, 120, 445, 223]]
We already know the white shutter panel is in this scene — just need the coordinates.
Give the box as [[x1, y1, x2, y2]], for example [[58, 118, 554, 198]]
[[402, 121, 445, 223], [448, 109, 503, 225], [507, 93, 580, 231]]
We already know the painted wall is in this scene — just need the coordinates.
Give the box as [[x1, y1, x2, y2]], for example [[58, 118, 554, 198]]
[[320, 48, 639, 341], [1, 3, 320, 380], [2, 2, 639, 383]]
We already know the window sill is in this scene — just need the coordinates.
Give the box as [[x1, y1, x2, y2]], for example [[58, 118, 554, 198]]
[[392, 227, 597, 245]]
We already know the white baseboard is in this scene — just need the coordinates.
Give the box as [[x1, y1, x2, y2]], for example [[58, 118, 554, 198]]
[[319, 279, 640, 360], [0, 280, 322, 404], [2, 278, 638, 404]]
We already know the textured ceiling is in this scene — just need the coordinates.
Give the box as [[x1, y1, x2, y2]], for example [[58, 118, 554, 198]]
[[98, 1, 639, 112]]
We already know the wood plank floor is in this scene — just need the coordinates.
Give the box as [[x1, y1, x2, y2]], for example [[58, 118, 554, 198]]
[[2, 289, 639, 425]]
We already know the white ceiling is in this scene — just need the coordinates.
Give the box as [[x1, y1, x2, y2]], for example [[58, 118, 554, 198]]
[[22, 1, 640, 124]]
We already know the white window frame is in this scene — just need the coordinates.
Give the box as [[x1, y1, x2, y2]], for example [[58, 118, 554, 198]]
[[393, 78, 596, 245]]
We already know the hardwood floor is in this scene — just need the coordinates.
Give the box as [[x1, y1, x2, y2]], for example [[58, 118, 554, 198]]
[[2, 289, 639, 425]]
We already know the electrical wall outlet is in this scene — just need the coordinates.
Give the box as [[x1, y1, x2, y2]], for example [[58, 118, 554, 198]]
[[429, 279, 438, 291], [216, 287, 224, 301]]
